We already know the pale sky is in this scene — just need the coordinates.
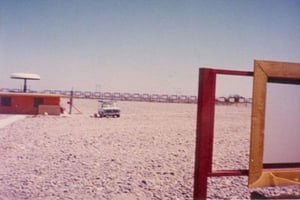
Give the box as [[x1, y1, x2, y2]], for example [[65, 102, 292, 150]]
[[1, 0, 299, 97]]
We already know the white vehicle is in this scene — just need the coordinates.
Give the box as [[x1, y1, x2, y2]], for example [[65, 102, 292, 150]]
[[98, 101, 120, 118]]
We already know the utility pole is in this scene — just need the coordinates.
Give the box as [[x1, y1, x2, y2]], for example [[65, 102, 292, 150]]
[[68, 89, 73, 114]]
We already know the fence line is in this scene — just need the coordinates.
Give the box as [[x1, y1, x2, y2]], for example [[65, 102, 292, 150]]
[[0, 88, 252, 104], [0, 88, 198, 104]]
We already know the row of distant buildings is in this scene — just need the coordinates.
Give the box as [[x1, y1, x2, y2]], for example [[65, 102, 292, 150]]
[[1, 87, 252, 105], [0, 87, 252, 115], [0, 71, 252, 115]]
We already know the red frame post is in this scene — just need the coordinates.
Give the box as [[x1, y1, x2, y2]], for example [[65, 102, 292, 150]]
[[193, 68, 253, 200], [193, 68, 216, 200]]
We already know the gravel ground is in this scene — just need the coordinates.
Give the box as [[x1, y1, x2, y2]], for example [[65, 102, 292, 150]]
[[0, 99, 299, 199]]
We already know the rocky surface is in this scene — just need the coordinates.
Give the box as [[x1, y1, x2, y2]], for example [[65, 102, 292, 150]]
[[0, 99, 299, 199]]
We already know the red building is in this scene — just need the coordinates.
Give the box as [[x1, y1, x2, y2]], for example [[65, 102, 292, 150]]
[[0, 92, 62, 115]]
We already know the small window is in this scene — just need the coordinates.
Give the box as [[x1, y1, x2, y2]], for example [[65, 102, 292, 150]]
[[33, 98, 44, 107], [1, 96, 12, 106]]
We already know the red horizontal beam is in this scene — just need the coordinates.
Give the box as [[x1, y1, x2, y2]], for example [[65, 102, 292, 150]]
[[200, 68, 253, 76], [215, 69, 253, 76], [209, 170, 249, 177]]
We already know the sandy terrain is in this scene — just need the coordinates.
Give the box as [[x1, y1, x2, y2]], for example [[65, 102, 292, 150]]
[[0, 98, 299, 199]]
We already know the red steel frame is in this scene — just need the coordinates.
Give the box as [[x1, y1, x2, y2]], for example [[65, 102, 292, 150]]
[[193, 68, 253, 200]]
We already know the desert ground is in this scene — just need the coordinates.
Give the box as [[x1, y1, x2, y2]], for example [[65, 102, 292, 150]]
[[0, 98, 299, 199]]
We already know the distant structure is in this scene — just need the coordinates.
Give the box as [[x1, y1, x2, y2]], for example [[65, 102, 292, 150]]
[[0, 92, 61, 115], [215, 94, 251, 105], [0, 73, 62, 115], [10, 73, 40, 93]]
